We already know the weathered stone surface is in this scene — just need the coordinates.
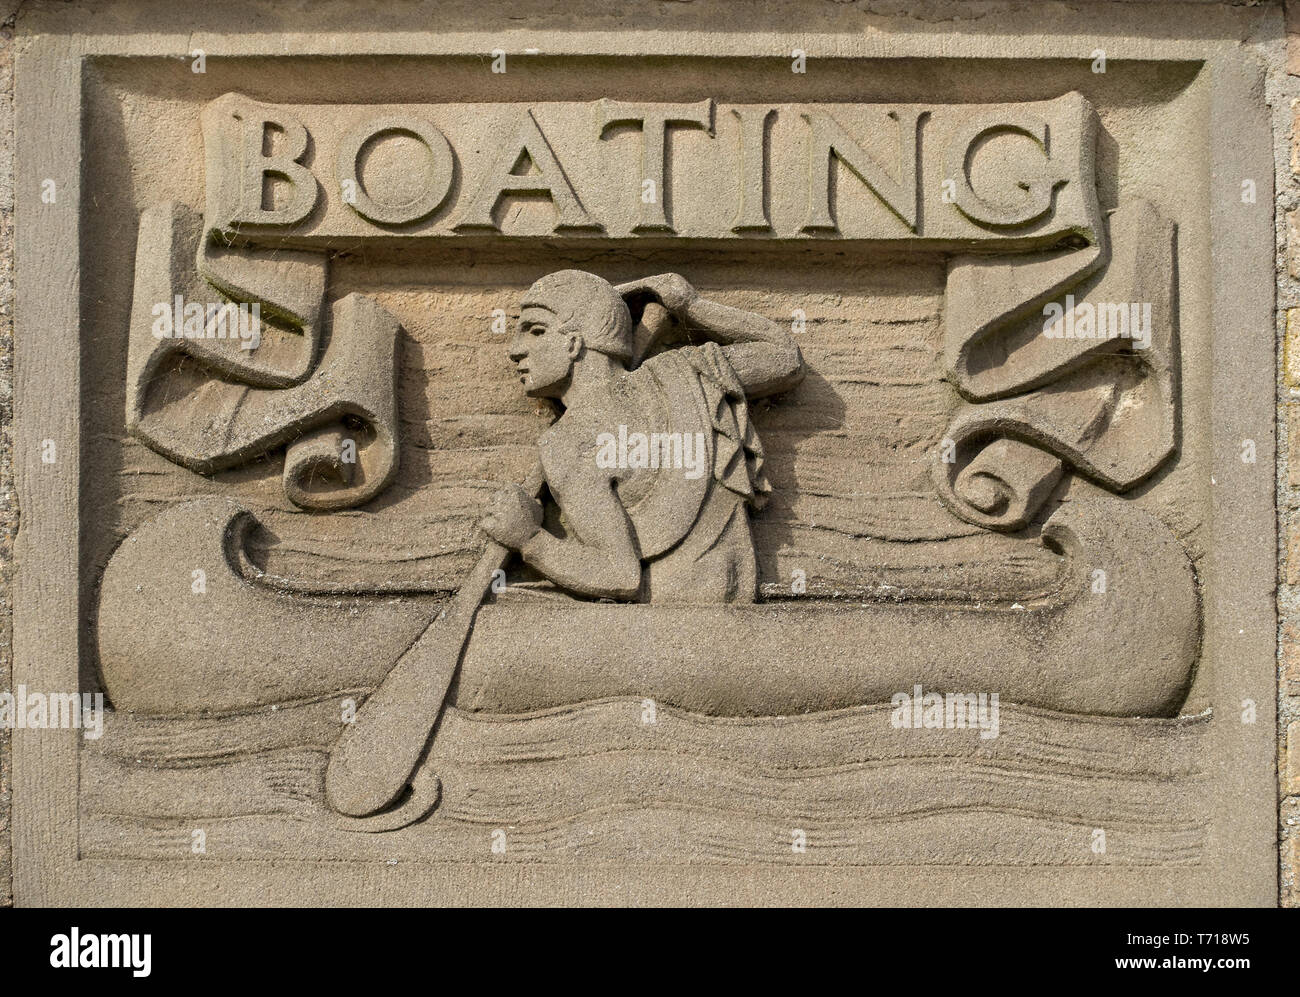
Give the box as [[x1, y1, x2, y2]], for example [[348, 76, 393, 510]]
[[0, 1, 15, 914], [1287, 310, 1300, 387], [1285, 624, 1300, 696], [2, 0, 1288, 907]]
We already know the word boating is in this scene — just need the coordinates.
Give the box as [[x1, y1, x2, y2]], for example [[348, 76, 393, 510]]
[[198, 92, 1100, 244]]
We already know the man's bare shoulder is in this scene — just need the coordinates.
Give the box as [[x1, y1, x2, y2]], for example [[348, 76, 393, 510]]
[[539, 411, 613, 485]]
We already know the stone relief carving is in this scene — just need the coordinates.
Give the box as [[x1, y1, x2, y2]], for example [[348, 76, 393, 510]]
[[126, 201, 401, 510], [90, 89, 1200, 851], [936, 199, 1178, 530], [481, 269, 801, 605]]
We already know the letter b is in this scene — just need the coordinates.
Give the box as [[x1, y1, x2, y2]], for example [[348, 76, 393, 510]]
[[203, 97, 320, 229]]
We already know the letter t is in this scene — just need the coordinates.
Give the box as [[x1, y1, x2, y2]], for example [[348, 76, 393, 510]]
[[597, 99, 714, 233]]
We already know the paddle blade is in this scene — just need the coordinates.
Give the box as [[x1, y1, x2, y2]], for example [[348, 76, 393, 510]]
[[325, 610, 473, 817]]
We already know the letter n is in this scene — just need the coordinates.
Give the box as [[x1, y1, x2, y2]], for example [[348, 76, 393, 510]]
[[801, 109, 924, 234]]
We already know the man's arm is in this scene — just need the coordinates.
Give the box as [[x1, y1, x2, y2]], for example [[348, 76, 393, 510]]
[[520, 466, 642, 601], [481, 430, 642, 601], [617, 273, 805, 398]]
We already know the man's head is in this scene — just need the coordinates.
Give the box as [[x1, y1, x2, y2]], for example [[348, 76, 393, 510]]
[[509, 270, 633, 397]]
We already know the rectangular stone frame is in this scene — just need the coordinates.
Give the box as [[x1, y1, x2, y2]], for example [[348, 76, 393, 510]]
[[12, 5, 1279, 906]]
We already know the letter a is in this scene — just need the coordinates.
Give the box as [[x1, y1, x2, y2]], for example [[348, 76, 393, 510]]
[[454, 110, 601, 234]]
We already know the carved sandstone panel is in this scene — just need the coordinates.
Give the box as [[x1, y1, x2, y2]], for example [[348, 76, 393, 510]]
[[10, 12, 1277, 906], [95, 84, 1203, 840]]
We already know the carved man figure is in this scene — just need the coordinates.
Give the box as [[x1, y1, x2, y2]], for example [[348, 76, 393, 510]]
[[479, 270, 804, 603]]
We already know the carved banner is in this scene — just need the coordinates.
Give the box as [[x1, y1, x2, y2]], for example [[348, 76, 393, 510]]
[[199, 91, 1100, 245], [127, 89, 1170, 522]]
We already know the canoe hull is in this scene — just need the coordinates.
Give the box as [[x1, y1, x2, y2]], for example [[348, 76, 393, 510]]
[[97, 497, 1200, 719]]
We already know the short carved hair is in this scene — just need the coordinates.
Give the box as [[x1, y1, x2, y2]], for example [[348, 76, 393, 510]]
[[521, 270, 633, 364]]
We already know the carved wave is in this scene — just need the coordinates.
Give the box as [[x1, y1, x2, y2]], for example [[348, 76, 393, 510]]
[[82, 697, 1209, 866]]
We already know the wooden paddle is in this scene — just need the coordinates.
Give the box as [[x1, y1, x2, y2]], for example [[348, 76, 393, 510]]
[[325, 300, 672, 818], [325, 462, 545, 816]]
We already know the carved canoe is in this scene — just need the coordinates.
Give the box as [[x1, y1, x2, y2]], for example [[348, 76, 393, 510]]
[[96, 496, 1199, 719]]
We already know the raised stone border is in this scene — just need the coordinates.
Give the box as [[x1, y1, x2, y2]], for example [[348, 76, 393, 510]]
[[0, 0, 1290, 907], [1, 0, 17, 912], [1276, 0, 1300, 913]]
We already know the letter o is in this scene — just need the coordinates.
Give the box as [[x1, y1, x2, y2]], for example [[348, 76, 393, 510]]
[[336, 115, 455, 225]]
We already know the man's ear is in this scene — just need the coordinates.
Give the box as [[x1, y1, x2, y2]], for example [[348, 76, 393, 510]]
[[565, 333, 585, 360]]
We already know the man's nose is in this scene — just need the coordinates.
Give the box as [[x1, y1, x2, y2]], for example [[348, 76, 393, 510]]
[[507, 331, 527, 361]]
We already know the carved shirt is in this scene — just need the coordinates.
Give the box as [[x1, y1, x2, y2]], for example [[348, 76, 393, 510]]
[[617, 341, 770, 559]]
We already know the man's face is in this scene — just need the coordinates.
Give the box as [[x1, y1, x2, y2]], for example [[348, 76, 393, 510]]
[[509, 303, 574, 397]]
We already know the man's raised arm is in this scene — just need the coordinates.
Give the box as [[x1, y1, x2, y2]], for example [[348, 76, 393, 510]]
[[617, 273, 805, 398]]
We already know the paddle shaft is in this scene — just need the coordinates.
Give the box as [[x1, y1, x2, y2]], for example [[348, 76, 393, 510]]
[[325, 463, 546, 816]]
